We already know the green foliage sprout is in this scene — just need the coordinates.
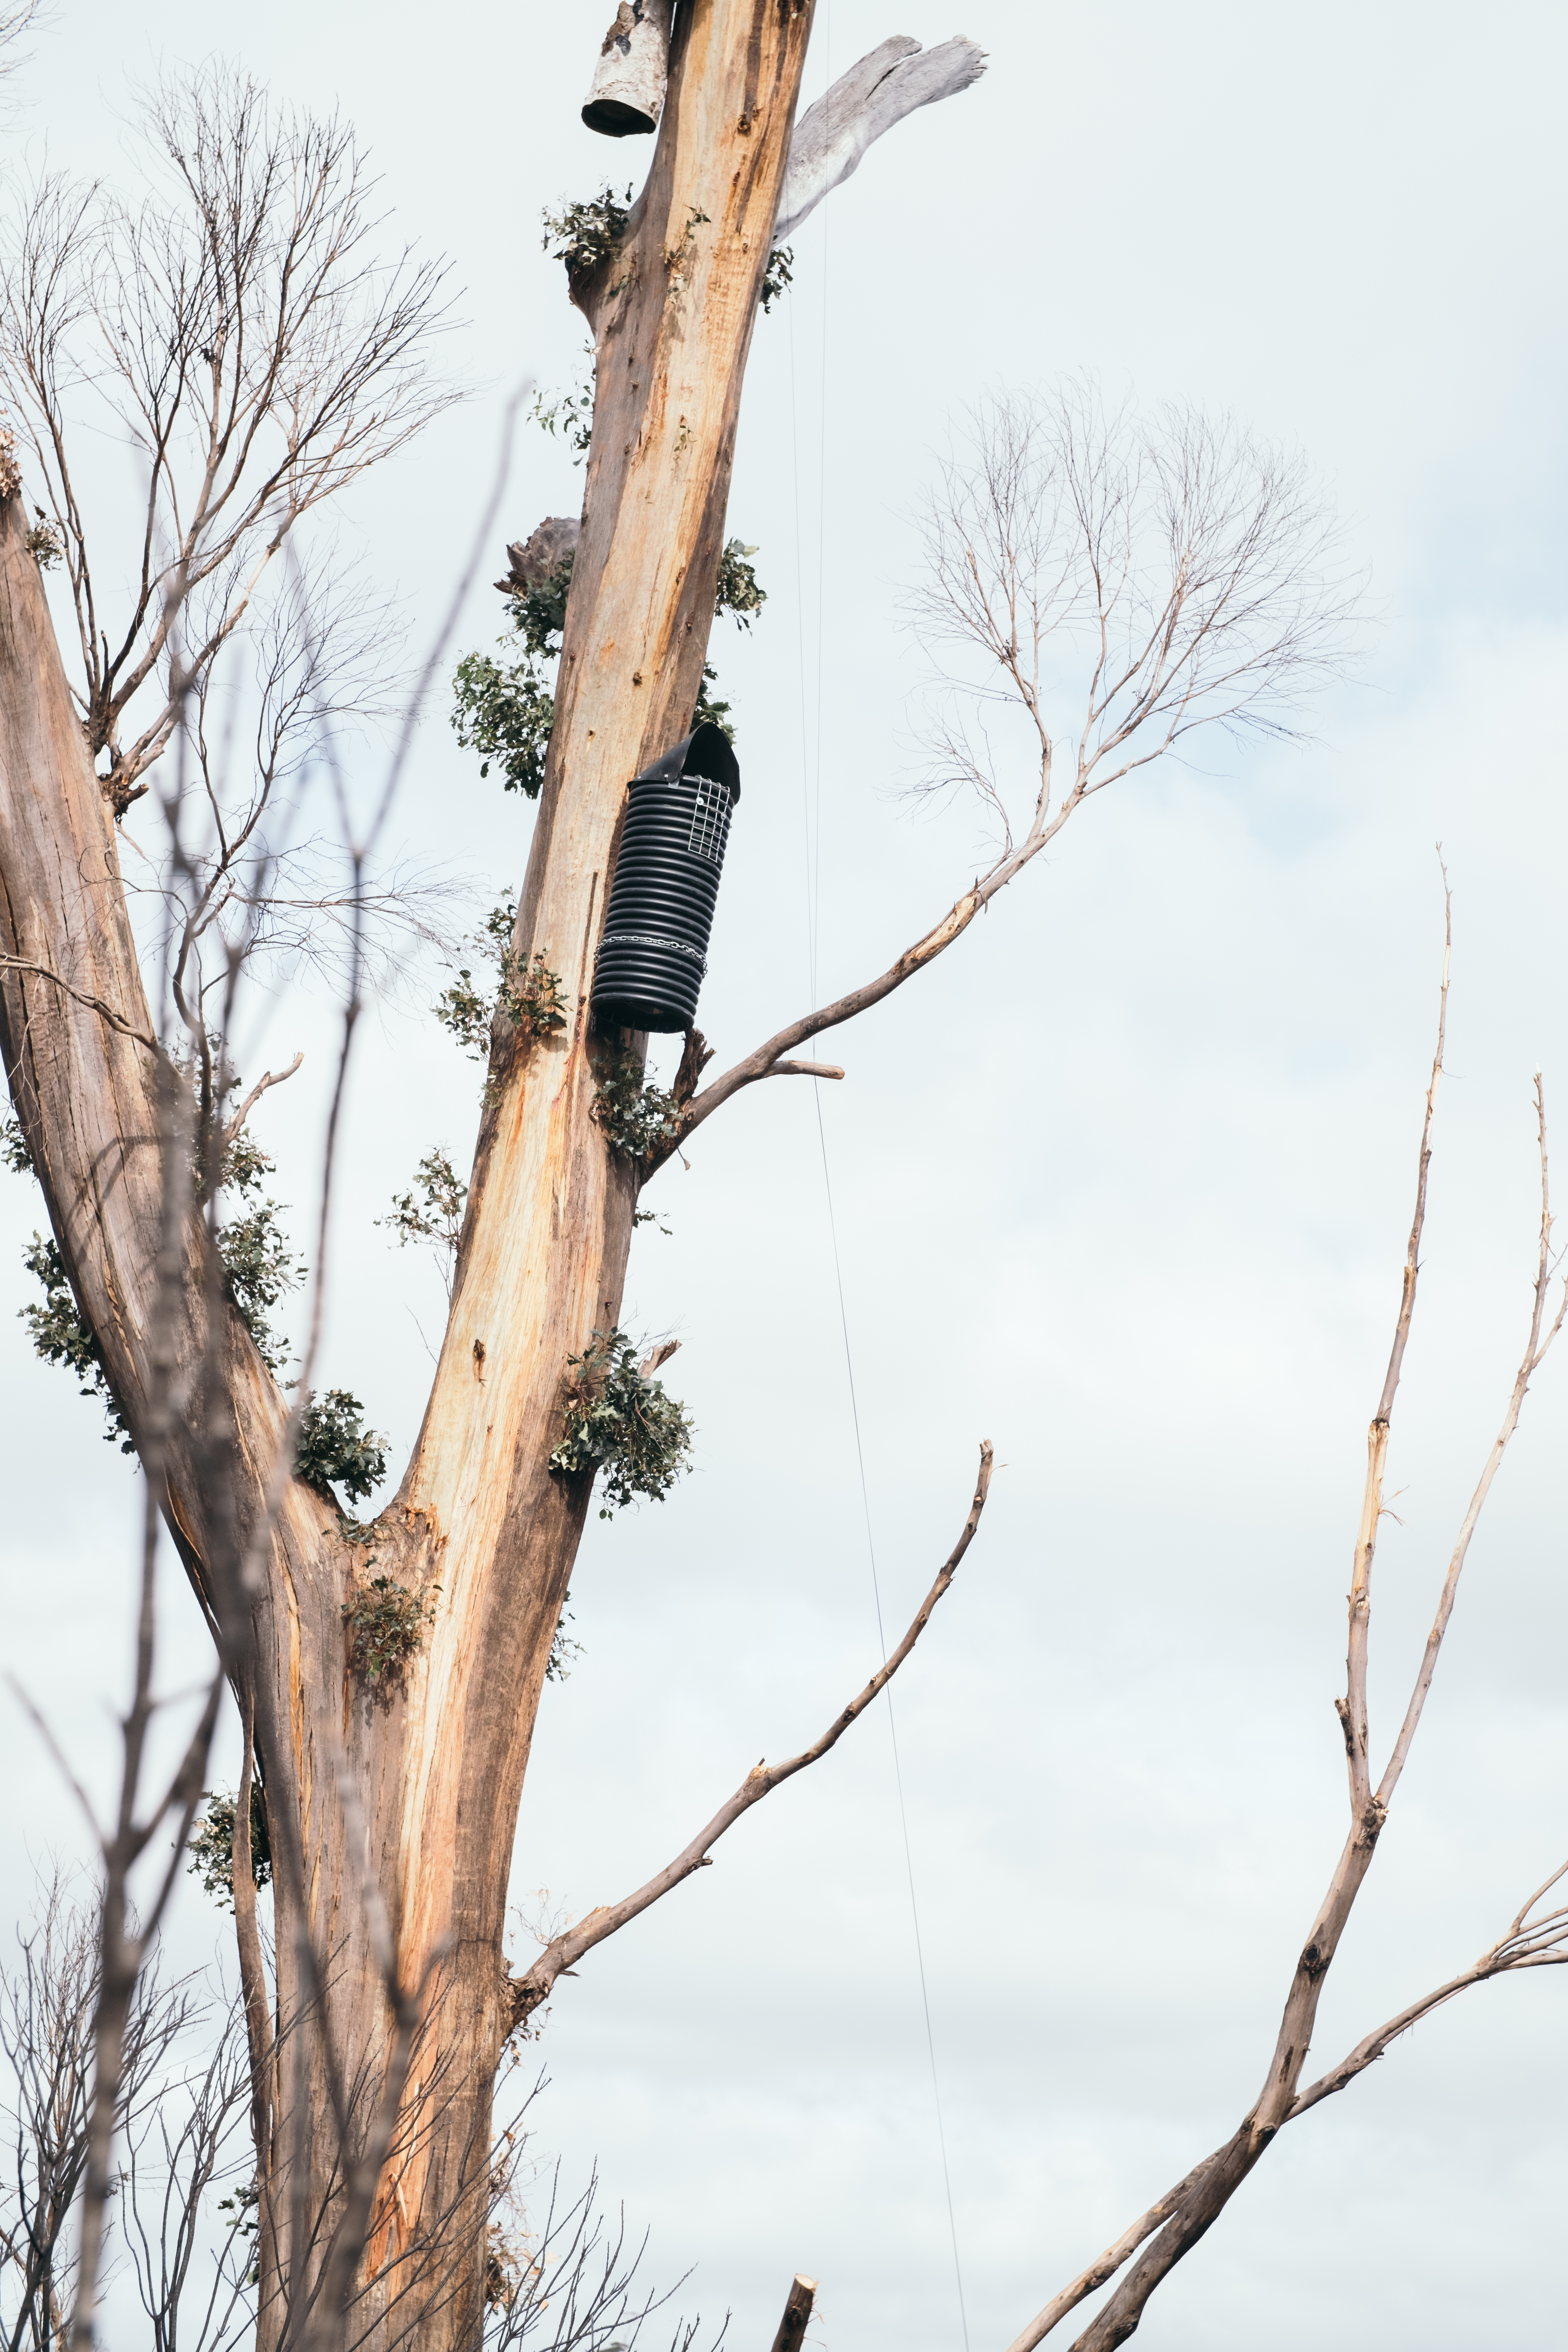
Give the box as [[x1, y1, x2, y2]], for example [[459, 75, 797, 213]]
[[547, 1592, 583, 1683], [24, 512, 62, 569], [217, 2178, 261, 2286], [433, 965, 494, 1061], [449, 557, 578, 801], [380, 1148, 467, 1264], [693, 665, 734, 741], [714, 538, 767, 628], [549, 1329, 694, 1516], [542, 185, 631, 282], [3, 1116, 34, 1175], [18, 1234, 133, 1451], [531, 345, 596, 463], [513, 952, 568, 1039], [343, 1574, 438, 1686], [187, 1785, 272, 1910], [508, 558, 574, 656], [451, 636, 557, 800], [294, 1389, 389, 1507], [207, 1089, 305, 1370], [760, 245, 794, 313], [219, 1180, 303, 1371], [15, 1064, 304, 1449], [591, 1049, 682, 1160], [436, 899, 568, 1084]]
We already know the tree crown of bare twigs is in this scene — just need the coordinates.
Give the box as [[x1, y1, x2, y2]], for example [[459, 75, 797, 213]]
[[904, 378, 1363, 848], [0, 58, 460, 812]]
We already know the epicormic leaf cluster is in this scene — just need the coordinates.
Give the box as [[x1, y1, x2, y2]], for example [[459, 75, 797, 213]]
[[549, 1328, 694, 1517]]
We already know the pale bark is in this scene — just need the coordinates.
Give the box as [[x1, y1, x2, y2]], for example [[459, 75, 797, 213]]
[[1, 6, 822, 2346], [769, 2274, 818, 2352], [582, 0, 673, 139], [774, 35, 988, 243]]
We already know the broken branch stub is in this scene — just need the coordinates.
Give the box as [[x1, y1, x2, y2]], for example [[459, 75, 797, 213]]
[[770, 2276, 818, 2352], [496, 516, 579, 598], [582, 0, 673, 137], [775, 34, 988, 243]]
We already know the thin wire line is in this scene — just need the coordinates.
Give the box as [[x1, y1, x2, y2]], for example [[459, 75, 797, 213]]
[[812, 18, 828, 1000], [810, 1078, 972, 2352], [797, 25, 970, 2328], [787, 294, 818, 1002]]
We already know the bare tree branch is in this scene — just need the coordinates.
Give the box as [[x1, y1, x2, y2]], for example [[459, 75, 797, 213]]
[[1370, 1068, 1568, 1816], [655, 385, 1358, 1174], [1337, 862, 1450, 1818], [0, 957, 159, 1050], [1002, 2151, 1225, 2352], [1009, 1856, 1568, 2351], [1005, 925, 1568, 2351], [1289, 1859, 1568, 2121], [775, 36, 988, 243], [509, 1442, 994, 2027], [0, 63, 458, 813], [219, 1052, 303, 1150]]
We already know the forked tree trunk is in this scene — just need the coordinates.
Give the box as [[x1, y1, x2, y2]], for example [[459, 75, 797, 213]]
[[0, 3, 816, 2344]]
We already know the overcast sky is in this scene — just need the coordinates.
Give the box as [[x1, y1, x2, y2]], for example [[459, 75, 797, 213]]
[[4, 3, 1568, 2348]]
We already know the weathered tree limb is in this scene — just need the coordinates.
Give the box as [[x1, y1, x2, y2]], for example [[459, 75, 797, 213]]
[[763, 1058, 843, 1080], [1289, 1860, 1568, 2121], [769, 2274, 818, 2352], [1337, 873, 1449, 1824], [1001, 940, 1568, 2352], [651, 804, 1072, 1171], [1369, 1074, 1568, 1817], [1003, 2152, 1226, 2352], [775, 35, 988, 244], [1012, 1860, 1568, 2348], [1053, 1070, 1568, 2351], [220, 1052, 304, 1151], [0, 953, 159, 1050], [508, 1442, 993, 2027]]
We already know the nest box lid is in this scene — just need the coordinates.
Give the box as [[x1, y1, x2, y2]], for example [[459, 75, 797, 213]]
[[634, 722, 741, 802]]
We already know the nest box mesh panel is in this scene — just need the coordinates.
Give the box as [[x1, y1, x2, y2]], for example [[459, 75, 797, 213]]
[[687, 774, 733, 864], [592, 722, 741, 1034]]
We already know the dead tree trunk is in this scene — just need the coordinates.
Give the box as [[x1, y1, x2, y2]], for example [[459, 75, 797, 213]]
[[0, 4, 814, 2346]]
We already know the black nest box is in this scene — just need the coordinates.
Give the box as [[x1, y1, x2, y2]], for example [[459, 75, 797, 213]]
[[591, 722, 741, 1035]]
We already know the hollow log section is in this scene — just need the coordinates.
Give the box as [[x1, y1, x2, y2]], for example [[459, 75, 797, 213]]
[[0, 4, 817, 2346]]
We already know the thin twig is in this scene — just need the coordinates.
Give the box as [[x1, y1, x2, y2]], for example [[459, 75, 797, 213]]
[[1337, 860, 1451, 1822], [510, 1444, 994, 2023], [0, 956, 159, 1050], [219, 1050, 303, 1148]]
